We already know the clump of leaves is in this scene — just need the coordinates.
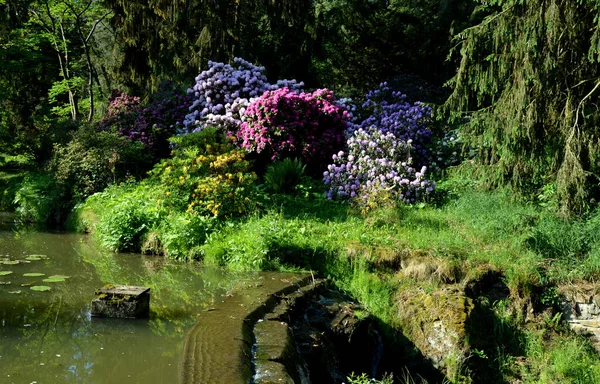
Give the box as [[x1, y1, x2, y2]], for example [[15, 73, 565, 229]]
[[264, 158, 306, 194]]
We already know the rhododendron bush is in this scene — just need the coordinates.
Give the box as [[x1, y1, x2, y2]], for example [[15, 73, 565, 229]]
[[354, 82, 433, 168], [182, 58, 303, 134], [324, 83, 436, 206], [324, 127, 435, 205], [100, 83, 193, 158], [237, 87, 349, 173]]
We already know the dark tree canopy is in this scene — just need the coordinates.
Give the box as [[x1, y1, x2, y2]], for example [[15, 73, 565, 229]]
[[104, 0, 315, 93], [446, 0, 600, 213]]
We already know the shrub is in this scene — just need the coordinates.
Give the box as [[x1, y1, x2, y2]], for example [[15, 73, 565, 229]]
[[100, 90, 141, 136], [237, 87, 349, 174], [100, 83, 192, 159], [49, 126, 151, 201], [145, 212, 216, 260], [264, 158, 306, 194], [324, 127, 435, 206], [13, 173, 60, 226], [150, 128, 257, 218], [355, 82, 433, 167], [96, 196, 158, 252], [183, 58, 303, 134]]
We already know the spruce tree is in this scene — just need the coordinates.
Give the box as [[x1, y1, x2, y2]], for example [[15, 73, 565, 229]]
[[445, 0, 600, 213]]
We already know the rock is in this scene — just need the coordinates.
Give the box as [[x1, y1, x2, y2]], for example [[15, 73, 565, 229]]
[[91, 285, 150, 318], [395, 287, 474, 373], [254, 320, 305, 383], [289, 288, 382, 383], [560, 284, 600, 353], [254, 361, 295, 384]]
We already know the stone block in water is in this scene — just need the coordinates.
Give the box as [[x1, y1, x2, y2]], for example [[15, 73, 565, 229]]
[[91, 285, 150, 318]]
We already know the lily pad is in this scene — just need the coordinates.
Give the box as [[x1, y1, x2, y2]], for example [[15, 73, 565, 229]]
[[8, 290, 21, 294], [1, 260, 19, 265], [47, 275, 69, 279], [43, 276, 66, 283], [0, 281, 11, 285], [23, 273, 45, 277], [25, 256, 42, 261], [30, 285, 51, 292], [0, 271, 13, 276]]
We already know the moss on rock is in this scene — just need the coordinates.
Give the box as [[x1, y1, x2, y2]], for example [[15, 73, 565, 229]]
[[395, 286, 474, 379]]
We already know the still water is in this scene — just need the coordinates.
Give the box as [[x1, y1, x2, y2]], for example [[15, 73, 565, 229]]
[[0, 229, 236, 384]]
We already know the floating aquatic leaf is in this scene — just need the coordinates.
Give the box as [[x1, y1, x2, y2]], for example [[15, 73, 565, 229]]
[[0, 281, 11, 285], [8, 290, 21, 294], [0, 271, 12, 276], [1, 260, 19, 265], [43, 276, 66, 283], [25, 256, 42, 261], [30, 286, 51, 292], [21, 282, 33, 287], [28, 254, 47, 258], [23, 273, 45, 277], [47, 275, 69, 280]]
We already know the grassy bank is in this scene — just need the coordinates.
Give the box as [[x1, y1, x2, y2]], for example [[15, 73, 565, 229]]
[[71, 175, 600, 383]]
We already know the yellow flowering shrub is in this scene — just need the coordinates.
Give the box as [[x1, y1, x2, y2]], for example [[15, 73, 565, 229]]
[[149, 129, 257, 218]]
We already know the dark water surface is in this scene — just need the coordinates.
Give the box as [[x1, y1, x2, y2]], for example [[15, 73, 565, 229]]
[[0, 230, 236, 384]]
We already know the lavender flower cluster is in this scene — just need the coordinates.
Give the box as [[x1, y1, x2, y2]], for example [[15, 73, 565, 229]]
[[324, 127, 435, 205], [182, 57, 303, 134], [353, 82, 433, 167]]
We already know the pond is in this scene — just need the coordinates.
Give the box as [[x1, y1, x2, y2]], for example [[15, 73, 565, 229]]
[[0, 229, 238, 384]]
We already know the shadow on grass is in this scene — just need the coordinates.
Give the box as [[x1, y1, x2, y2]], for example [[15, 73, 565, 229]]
[[465, 272, 526, 383], [263, 194, 351, 223]]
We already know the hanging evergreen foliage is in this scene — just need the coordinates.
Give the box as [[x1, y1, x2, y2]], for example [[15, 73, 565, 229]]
[[446, 0, 600, 214], [104, 0, 315, 94]]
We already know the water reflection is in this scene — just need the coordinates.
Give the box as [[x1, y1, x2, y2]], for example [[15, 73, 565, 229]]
[[0, 230, 235, 384]]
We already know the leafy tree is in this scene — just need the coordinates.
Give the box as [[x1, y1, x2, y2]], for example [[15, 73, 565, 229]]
[[27, 0, 111, 121], [445, 0, 600, 213], [0, 0, 60, 161]]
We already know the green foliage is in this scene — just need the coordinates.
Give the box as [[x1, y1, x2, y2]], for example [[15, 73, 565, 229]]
[[0, 171, 26, 211], [264, 158, 306, 194], [85, 182, 166, 252], [346, 372, 394, 384], [150, 129, 257, 218], [522, 330, 600, 383], [312, 0, 475, 94], [13, 172, 60, 226], [103, 0, 315, 93], [144, 212, 216, 260], [526, 209, 600, 282], [49, 125, 151, 201], [445, 0, 600, 213]]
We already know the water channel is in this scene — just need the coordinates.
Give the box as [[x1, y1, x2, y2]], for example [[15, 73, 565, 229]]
[[0, 224, 243, 384]]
